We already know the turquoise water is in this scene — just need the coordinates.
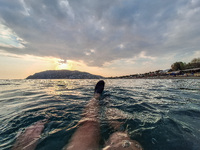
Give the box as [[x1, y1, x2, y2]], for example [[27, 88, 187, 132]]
[[0, 79, 199, 150]]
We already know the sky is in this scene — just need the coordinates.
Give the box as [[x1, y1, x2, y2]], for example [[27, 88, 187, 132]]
[[0, 0, 200, 79]]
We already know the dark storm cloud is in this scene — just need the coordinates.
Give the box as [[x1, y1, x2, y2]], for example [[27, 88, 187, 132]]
[[0, 0, 199, 66]]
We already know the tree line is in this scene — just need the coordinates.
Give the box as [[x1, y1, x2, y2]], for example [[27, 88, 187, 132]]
[[171, 58, 200, 71]]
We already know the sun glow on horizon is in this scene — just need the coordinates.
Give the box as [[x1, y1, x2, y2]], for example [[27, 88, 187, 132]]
[[55, 59, 74, 70], [56, 63, 68, 70]]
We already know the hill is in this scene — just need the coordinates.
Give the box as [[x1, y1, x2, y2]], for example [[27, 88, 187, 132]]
[[26, 70, 104, 79]]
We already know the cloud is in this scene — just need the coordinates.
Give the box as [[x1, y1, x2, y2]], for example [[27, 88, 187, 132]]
[[0, 24, 26, 49], [0, 0, 200, 67]]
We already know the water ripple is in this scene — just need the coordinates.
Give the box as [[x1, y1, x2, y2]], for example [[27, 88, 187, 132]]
[[0, 79, 199, 150]]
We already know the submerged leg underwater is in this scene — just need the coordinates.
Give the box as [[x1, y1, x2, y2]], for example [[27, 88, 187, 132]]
[[12, 80, 143, 150], [0, 79, 199, 150]]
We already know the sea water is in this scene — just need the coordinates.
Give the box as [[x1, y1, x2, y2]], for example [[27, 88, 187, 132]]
[[0, 79, 199, 150]]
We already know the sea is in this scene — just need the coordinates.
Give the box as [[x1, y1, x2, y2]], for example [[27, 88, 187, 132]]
[[0, 79, 199, 150]]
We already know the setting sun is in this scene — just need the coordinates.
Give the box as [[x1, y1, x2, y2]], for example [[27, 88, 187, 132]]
[[55, 59, 74, 70], [56, 63, 68, 70]]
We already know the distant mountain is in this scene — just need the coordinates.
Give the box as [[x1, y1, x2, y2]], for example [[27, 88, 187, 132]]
[[26, 70, 104, 79]]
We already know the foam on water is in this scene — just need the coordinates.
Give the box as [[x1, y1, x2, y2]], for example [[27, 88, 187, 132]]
[[0, 79, 199, 150]]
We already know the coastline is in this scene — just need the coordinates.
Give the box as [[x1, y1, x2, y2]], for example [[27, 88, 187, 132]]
[[107, 76, 200, 79]]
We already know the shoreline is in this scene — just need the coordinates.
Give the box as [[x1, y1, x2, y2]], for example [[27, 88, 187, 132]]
[[107, 76, 200, 79]]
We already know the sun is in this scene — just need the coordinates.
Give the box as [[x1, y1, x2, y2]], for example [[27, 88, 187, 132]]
[[55, 59, 74, 70], [57, 63, 68, 70]]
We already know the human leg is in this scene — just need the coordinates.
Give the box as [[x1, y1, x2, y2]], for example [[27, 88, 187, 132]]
[[103, 101, 143, 150], [103, 131, 143, 150], [65, 80, 105, 150], [12, 120, 46, 150], [65, 96, 101, 150]]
